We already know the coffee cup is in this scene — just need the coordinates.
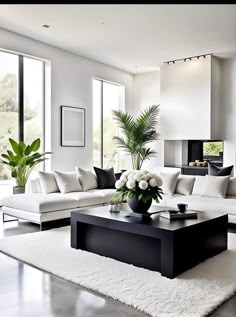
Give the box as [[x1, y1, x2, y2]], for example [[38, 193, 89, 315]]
[[177, 203, 188, 213]]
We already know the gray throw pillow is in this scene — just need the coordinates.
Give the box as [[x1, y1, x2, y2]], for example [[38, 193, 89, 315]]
[[208, 162, 233, 176]]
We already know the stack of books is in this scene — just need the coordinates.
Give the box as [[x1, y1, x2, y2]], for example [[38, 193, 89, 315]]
[[160, 210, 198, 220]]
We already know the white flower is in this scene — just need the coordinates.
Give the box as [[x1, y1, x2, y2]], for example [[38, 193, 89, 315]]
[[123, 170, 132, 177], [142, 170, 149, 175], [120, 174, 127, 182], [128, 174, 135, 180], [134, 174, 142, 182], [142, 174, 151, 181], [126, 179, 136, 189], [149, 178, 158, 187], [139, 180, 148, 190], [115, 180, 125, 189], [155, 175, 163, 187]]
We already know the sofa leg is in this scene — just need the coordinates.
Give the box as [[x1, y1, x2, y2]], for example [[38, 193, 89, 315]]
[[2, 213, 19, 223]]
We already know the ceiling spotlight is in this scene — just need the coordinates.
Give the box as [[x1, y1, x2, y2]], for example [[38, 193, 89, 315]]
[[189, 58, 192, 61], [43, 24, 50, 28], [197, 56, 200, 59], [167, 62, 169, 65], [184, 58, 186, 62], [173, 61, 175, 64], [203, 55, 206, 58]]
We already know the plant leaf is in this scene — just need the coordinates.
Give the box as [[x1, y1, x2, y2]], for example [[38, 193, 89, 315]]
[[9, 138, 20, 155], [30, 138, 41, 152]]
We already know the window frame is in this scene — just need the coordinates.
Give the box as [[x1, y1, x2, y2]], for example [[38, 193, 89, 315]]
[[93, 78, 124, 169], [0, 50, 46, 180]]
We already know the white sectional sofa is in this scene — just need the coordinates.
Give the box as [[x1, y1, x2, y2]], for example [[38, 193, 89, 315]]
[[157, 174, 236, 224], [1, 171, 117, 229], [2, 172, 236, 229]]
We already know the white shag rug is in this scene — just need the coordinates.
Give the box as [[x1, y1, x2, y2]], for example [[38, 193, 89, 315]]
[[0, 227, 236, 317]]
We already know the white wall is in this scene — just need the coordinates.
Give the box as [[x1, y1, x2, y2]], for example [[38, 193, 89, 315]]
[[160, 56, 212, 140], [221, 58, 236, 173], [132, 71, 160, 114], [0, 28, 133, 171], [131, 71, 164, 171]]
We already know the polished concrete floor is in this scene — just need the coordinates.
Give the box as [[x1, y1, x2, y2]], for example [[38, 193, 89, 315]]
[[0, 215, 236, 317]]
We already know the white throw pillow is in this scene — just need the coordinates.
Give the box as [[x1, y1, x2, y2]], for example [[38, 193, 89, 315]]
[[159, 171, 180, 195], [226, 177, 236, 196], [191, 176, 206, 196], [38, 171, 59, 194], [54, 171, 82, 194], [76, 167, 98, 191], [175, 175, 195, 195], [201, 175, 230, 199]]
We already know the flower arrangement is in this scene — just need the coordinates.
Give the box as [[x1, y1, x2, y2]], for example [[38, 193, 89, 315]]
[[115, 170, 163, 204]]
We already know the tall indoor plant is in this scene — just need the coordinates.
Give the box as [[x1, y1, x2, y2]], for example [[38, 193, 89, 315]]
[[112, 104, 160, 170], [0, 138, 51, 194]]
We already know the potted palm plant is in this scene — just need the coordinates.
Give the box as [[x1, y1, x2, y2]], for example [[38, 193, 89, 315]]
[[0, 138, 51, 194], [112, 105, 160, 170]]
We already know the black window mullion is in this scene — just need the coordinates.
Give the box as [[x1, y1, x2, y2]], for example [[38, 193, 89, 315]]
[[18, 55, 24, 142]]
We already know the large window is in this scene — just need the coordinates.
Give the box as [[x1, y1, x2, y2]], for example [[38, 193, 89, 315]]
[[93, 79, 125, 171], [0, 51, 44, 180], [203, 141, 223, 162]]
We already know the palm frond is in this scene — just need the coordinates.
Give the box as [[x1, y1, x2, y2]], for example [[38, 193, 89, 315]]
[[112, 105, 160, 169], [136, 105, 160, 132], [112, 110, 136, 134]]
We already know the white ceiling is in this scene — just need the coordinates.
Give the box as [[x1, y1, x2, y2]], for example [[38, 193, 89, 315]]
[[0, 4, 236, 74]]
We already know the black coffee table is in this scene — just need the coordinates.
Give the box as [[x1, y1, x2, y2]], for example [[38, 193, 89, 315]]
[[71, 205, 228, 279]]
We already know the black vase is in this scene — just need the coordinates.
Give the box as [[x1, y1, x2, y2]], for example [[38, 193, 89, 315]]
[[127, 198, 152, 214]]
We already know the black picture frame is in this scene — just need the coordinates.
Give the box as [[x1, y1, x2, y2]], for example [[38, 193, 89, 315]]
[[61, 105, 86, 147]]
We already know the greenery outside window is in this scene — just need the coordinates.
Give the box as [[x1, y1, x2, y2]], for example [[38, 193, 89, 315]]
[[93, 78, 125, 171], [0, 51, 44, 180]]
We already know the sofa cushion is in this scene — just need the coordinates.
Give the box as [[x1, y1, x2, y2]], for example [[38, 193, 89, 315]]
[[201, 175, 230, 198], [87, 189, 117, 203], [65, 192, 104, 207], [38, 171, 59, 194], [227, 177, 236, 196], [164, 194, 236, 216], [159, 171, 180, 195], [76, 167, 97, 191], [2, 194, 78, 213], [93, 166, 116, 189], [208, 162, 233, 176], [54, 171, 82, 194], [192, 176, 205, 195], [175, 175, 195, 195], [153, 194, 183, 207]]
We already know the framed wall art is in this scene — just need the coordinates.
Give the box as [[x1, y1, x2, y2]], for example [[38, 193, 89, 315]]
[[61, 106, 85, 147]]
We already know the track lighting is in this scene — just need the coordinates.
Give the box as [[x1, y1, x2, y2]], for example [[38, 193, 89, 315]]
[[164, 53, 213, 65]]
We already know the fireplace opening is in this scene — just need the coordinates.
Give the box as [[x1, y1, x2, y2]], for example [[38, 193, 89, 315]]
[[188, 140, 223, 167]]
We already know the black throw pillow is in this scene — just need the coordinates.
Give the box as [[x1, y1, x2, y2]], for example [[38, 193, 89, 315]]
[[208, 162, 233, 176], [93, 167, 116, 189]]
